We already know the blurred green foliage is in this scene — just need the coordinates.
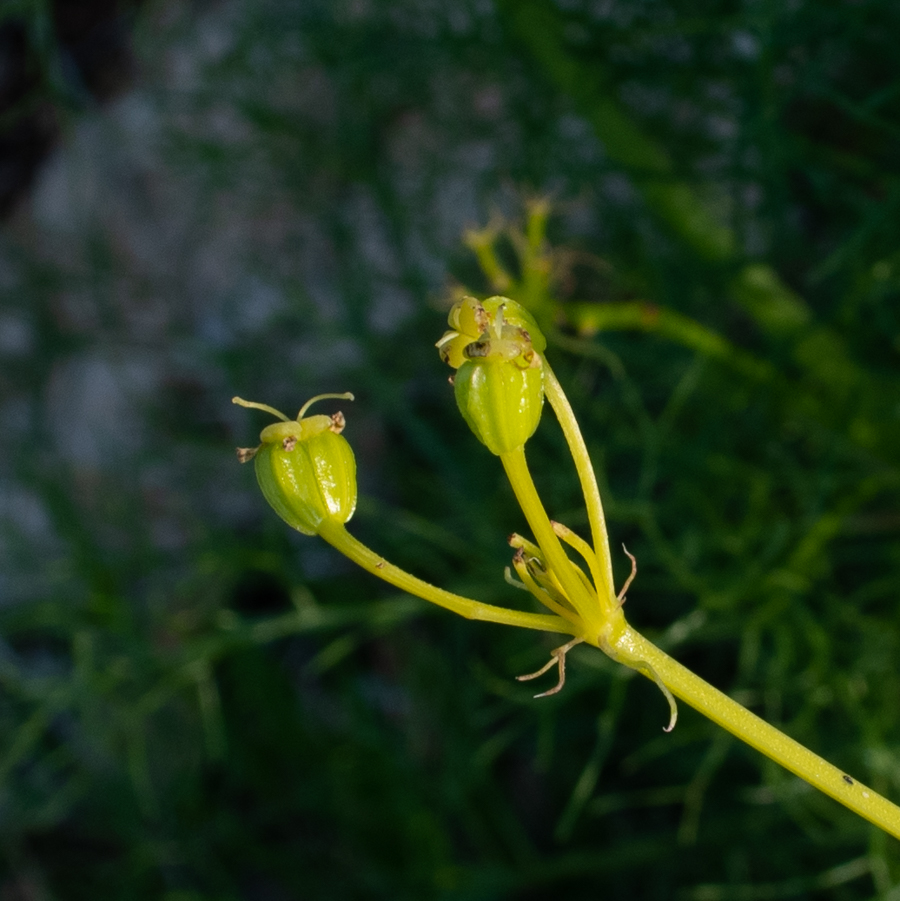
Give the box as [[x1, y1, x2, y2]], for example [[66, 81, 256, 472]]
[[1, 0, 900, 898]]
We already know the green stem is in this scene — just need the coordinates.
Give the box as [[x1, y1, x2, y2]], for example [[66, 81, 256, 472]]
[[614, 627, 900, 839], [544, 364, 616, 604], [318, 520, 575, 636], [500, 447, 607, 630]]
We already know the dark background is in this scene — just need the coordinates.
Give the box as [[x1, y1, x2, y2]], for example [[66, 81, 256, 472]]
[[1, 0, 900, 898]]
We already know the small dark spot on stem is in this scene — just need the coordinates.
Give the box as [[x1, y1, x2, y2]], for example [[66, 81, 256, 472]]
[[376, 560, 385, 569], [842, 774, 853, 785]]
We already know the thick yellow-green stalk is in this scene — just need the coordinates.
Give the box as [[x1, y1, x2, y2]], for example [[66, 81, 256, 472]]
[[628, 631, 900, 838], [318, 520, 573, 636]]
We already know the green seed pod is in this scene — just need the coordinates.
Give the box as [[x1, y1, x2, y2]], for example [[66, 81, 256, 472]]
[[233, 393, 357, 536], [436, 296, 545, 455], [454, 354, 543, 455]]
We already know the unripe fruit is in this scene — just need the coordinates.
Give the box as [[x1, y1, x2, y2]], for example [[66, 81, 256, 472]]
[[437, 296, 546, 455], [454, 355, 543, 455], [234, 394, 356, 536]]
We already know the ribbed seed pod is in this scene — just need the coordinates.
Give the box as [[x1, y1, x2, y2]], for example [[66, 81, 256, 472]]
[[454, 354, 543, 455], [235, 395, 357, 536], [436, 296, 546, 455]]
